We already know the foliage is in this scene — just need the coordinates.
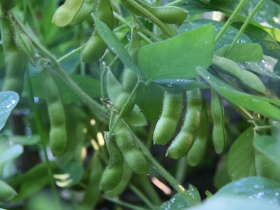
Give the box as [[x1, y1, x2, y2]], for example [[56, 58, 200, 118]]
[[0, 0, 280, 209]]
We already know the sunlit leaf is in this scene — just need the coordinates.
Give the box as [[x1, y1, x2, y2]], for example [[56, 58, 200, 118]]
[[138, 24, 215, 82]]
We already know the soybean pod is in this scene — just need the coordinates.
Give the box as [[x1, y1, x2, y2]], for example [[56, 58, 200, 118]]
[[42, 68, 67, 156], [114, 33, 140, 117], [167, 88, 203, 159], [81, 0, 114, 63], [52, 0, 84, 27], [100, 134, 123, 191], [187, 98, 209, 166], [114, 121, 149, 174], [213, 55, 266, 94], [121, 0, 187, 25], [153, 91, 183, 145], [0, 10, 25, 96], [211, 88, 226, 154]]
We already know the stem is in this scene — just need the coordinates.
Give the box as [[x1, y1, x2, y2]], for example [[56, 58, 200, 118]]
[[108, 79, 141, 136], [134, 135, 198, 205], [175, 156, 188, 183], [26, 0, 43, 41], [225, 0, 265, 56], [146, 121, 155, 148], [103, 195, 149, 210], [167, 0, 185, 6], [26, 69, 62, 210], [215, 0, 248, 43], [129, 184, 156, 209], [57, 45, 85, 63], [124, 0, 175, 37]]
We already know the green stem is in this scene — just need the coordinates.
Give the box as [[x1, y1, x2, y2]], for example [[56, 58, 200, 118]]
[[215, 0, 248, 43], [26, 0, 43, 41], [57, 45, 85, 63], [26, 69, 61, 210], [146, 121, 155, 148], [124, 0, 175, 37], [129, 184, 156, 209], [225, 0, 265, 56], [175, 156, 188, 183], [103, 195, 149, 210], [134, 135, 198, 206], [108, 79, 141, 136]]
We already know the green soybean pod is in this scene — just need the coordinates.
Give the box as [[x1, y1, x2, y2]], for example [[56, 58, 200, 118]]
[[213, 55, 266, 94], [81, 0, 114, 63], [114, 34, 140, 117], [42, 69, 67, 156], [69, 0, 96, 25], [121, 0, 187, 25], [114, 121, 149, 174], [211, 88, 226, 154], [52, 0, 84, 27], [153, 91, 183, 145], [104, 162, 133, 197], [167, 88, 203, 159], [187, 98, 209, 166], [0, 12, 25, 96], [100, 136, 123, 191], [0, 180, 17, 201]]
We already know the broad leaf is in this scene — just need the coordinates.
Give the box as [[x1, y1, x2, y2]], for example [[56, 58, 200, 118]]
[[216, 176, 280, 206], [188, 196, 280, 210], [92, 13, 140, 74], [0, 91, 19, 131], [228, 127, 256, 181], [215, 43, 263, 62], [0, 138, 23, 166], [159, 185, 201, 210], [179, 19, 252, 51], [197, 67, 280, 121], [138, 24, 215, 82]]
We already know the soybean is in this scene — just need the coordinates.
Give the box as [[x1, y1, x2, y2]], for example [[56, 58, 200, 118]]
[[153, 91, 183, 145], [42, 69, 67, 156], [52, 0, 84, 27], [213, 55, 266, 94], [100, 135, 123, 191], [81, 0, 114, 63], [211, 88, 226, 154], [167, 88, 203, 159], [114, 121, 149, 174], [187, 98, 209, 166]]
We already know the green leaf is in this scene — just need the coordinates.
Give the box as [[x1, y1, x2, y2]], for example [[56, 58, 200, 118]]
[[136, 83, 163, 122], [92, 13, 140, 74], [228, 127, 256, 181], [188, 196, 280, 210], [215, 176, 280, 206], [215, 43, 263, 62], [138, 24, 215, 82], [0, 91, 19, 131], [0, 180, 17, 201], [159, 185, 201, 210], [179, 19, 252, 51], [197, 67, 280, 121], [153, 79, 209, 92], [254, 135, 280, 181]]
